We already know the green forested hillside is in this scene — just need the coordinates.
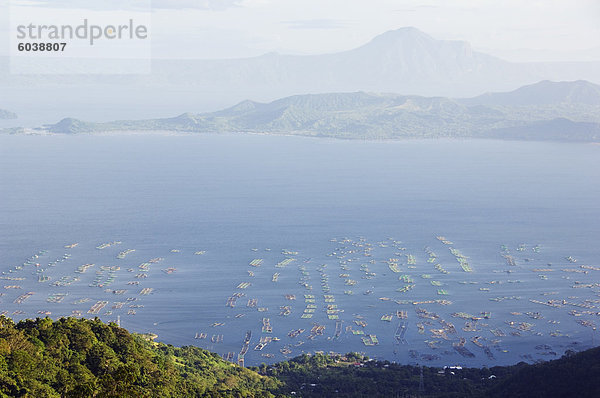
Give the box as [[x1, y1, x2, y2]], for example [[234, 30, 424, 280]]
[[0, 316, 278, 397]]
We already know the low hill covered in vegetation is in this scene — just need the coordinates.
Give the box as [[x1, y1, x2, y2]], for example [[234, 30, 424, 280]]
[[0, 316, 278, 397]]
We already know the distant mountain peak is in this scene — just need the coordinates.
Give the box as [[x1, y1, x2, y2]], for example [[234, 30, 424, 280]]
[[348, 26, 485, 78], [374, 27, 434, 40], [218, 99, 261, 115], [362, 27, 435, 49], [54, 117, 83, 128], [47, 117, 89, 134]]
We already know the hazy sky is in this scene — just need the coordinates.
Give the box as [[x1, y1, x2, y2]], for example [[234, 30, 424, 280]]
[[1, 0, 600, 61]]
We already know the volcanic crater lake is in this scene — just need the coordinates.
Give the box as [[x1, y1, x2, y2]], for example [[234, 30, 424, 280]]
[[1, 133, 599, 367]]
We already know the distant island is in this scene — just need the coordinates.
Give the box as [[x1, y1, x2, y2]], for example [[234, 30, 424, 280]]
[[0, 109, 17, 119], [4, 80, 600, 142], [0, 316, 599, 397]]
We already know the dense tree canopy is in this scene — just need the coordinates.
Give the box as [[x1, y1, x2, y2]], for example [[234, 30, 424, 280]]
[[0, 316, 278, 397]]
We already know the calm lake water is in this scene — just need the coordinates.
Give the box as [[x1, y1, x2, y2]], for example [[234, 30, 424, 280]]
[[1, 134, 599, 367]]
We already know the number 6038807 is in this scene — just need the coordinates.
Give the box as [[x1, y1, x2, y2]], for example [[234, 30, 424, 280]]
[[17, 42, 67, 51]]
